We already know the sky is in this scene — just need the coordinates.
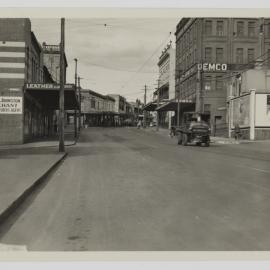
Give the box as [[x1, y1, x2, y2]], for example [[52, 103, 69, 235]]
[[31, 18, 180, 102]]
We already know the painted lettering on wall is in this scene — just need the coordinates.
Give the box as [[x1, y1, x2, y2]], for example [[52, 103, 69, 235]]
[[0, 96, 22, 114]]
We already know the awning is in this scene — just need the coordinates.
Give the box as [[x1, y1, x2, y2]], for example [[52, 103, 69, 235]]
[[25, 83, 79, 110], [143, 101, 157, 111], [156, 99, 195, 111]]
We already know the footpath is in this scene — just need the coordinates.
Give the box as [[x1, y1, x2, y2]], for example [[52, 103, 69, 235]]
[[0, 139, 75, 226]]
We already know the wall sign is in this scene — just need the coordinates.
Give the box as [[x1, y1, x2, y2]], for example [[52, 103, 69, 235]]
[[25, 83, 74, 90], [0, 96, 22, 114], [197, 63, 228, 72]]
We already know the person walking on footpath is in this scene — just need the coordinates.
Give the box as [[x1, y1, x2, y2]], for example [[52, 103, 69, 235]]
[[137, 119, 142, 129]]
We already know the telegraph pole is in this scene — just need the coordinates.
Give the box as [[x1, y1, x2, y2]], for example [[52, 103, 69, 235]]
[[156, 80, 160, 132], [59, 18, 65, 152], [177, 88, 180, 126], [74, 58, 78, 139], [78, 76, 82, 131], [143, 84, 147, 128]]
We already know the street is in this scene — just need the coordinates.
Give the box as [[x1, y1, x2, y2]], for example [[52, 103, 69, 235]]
[[1, 127, 270, 251]]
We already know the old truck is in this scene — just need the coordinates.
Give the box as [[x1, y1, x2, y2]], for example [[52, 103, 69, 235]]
[[174, 112, 211, 147]]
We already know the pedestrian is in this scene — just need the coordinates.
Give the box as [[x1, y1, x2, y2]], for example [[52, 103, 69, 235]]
[[137, 119, 142, 129], [234, 123, 241, 140]]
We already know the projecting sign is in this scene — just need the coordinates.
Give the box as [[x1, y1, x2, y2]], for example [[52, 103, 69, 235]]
[[0, 96, 22, 114], [197, 63, 228, 72]]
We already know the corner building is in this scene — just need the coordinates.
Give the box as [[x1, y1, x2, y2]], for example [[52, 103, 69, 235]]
[[175, 17, 270, 136]]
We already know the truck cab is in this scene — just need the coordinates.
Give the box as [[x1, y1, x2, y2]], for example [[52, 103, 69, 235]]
[[175, 112, 211, 147]]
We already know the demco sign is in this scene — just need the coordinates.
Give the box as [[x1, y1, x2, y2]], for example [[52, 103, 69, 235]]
[[197, 63, 227, 72]]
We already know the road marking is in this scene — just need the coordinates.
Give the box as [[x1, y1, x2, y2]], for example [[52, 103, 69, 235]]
[[0, 243, 28, 251]]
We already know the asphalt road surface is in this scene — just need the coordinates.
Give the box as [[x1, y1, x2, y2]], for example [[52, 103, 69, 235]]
[[1, 127, 270, 251]]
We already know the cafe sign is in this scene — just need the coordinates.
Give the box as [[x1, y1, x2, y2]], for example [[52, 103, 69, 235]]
[[0, 96, 22, 114], [197, 63, 228, 72]]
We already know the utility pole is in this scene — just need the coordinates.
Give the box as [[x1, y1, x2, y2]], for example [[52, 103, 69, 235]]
[[177, 87, 180, 126], [78, 76, 82, 131], [143, 84, 147, 128], [74, 58, 78, 139], [156, 80, 160, 132], [59, 18, 65, 152]]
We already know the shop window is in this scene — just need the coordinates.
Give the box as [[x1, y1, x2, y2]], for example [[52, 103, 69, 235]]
[[236, 21, 244, 37], [205, 20, 212, 36], [205, 47, 212, 62], [216, 20, 224, 36], [236, 48, 244, 64], [216, 48, 224, 62], [248, 21, 256, 37], [247, 48, 255, 63]]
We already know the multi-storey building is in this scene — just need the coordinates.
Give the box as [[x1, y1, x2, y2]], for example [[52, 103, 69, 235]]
[[0, 18, 78, 144], [81, 89, 116, 126], [155, 42, 175, 129], [42, 42, 68, 84], [175, 17, 270, 136]]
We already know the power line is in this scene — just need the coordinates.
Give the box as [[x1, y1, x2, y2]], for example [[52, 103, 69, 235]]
[[120, 30, 173, 89]]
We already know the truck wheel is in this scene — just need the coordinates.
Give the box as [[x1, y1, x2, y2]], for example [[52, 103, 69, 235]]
[[177, 134, 182, 145], [205, 142, 210, 147], [182, 134, 188, 146], [196, 142, 201, 146]]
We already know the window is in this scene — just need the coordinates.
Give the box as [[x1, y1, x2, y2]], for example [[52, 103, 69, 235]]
[[236, 48, 244, 64], [204, 104, 211, 113], [91, 98, 95, 109], [205, 20, 212, 35], [216, 48, 224, 62], [268, 49, 270, 67], [216, 76, 223, 91], [248, 21, 256, 37], [216, 20, 224, 36], [205, 47, 212, 62], [236, 21, 244, 37], [204, 76, 212, 91], [247, 48, 255, 63]]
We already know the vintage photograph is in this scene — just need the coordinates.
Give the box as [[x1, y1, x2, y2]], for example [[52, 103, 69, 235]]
[[0, 14, 270, 252]]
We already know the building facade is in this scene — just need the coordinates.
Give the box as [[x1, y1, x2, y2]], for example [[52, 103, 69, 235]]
[[156, 42, 175, 129], [175, 17, 270, 136], [228, 64, 270, 140], [81, 89, 116, 126], [0, 18, 77, 145]]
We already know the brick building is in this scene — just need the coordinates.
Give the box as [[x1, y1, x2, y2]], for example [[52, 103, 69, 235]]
[[175, 17, 270, 136], [0, 18, 78, 145]]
